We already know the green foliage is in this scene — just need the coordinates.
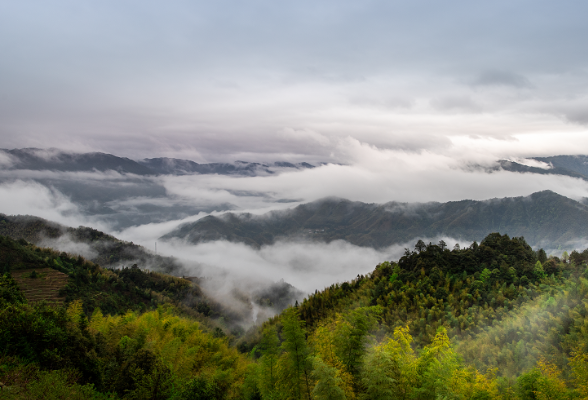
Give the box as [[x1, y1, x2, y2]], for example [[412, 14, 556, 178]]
[[258, 326, 281, 398], [0, 301, 100, 382], [0, 303, 250, 399], [172, 375, 224, 400], [277, 307, 313, 400], [0, 272, 26, 305], [0, 234, 241, 334], [333, 306, 381, 377], [360, 325, 417, 400], [0, 368, 111, 400], [310, 356, 346, 400], [4, 229, 588, 400]]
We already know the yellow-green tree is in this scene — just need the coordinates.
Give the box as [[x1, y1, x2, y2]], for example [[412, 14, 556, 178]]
[[259, 325, 281, 399], [361, 325, 417, 400], [569, 349, 588, 399], [310, 356, 346, 400], [277, 307, 313, 400], [310, 324, 355, 399]]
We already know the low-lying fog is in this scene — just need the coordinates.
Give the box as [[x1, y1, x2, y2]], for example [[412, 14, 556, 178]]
[[1, 145, 586, 318], [153, 237, 471, 294]]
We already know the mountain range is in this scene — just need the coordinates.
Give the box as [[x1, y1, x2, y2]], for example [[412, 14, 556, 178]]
[[161, 190, 588, 251], [495, 155, 588, 180], [4, 148, 588, 181], [0, 148, 317, 176]]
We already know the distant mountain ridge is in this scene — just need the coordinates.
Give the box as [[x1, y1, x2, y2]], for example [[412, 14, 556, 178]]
[[496, 155, 588, 181], [0, 148, 317, 176], [161, 190, 588, 250], [5, 148, 588, 182]]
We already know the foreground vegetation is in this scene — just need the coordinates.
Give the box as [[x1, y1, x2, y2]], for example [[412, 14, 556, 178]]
[[2, 232, 588, 399]]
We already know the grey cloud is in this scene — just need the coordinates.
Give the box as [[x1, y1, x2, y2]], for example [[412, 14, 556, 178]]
[[349, 96, 414, 110], [1, 1, 588, 159], [562, 105, 588, 125], [0, 151, 14, 167], [471, 70, 533, 88], [281, 66, 367, 85], [430, 96, 482, 113]]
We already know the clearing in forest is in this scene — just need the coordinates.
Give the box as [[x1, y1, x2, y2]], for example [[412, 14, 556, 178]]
[[11, 268, 69, 305]]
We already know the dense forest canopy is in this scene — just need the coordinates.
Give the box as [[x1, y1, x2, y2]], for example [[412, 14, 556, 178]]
[[2, 232, 588, 399]]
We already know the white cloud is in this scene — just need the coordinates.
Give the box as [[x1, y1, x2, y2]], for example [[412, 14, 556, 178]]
[[154, 139, 588, 211], [38, 233, 98, 260], [0, 180, 80, 224], [0, 152, 14, 167], [155, 236, 473, 294], [278, 127, 331, 147]]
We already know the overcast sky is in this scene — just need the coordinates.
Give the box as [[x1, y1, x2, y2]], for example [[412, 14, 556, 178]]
[[1, 0, 587, 163]]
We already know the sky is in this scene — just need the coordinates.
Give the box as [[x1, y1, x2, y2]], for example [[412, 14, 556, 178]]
[[1, 0, 588, 164]]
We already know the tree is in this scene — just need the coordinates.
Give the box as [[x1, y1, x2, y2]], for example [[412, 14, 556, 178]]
[[415, 240, 426, 253], [569, 349, 588, 398], [534, 360, 568, 400], [537, 249, 547, 264], [334, 306, 382, 378], [439, 240, 447, 251], [361, 325, 417, 400], [310, 356, 346, 400], [259, 325, 281, 399], [310, 324, 355, 399], [0, 272, 26, 305], [278, 307, 313, 400], [534, 261, 545, 280]]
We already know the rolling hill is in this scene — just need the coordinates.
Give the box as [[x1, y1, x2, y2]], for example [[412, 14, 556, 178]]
[[161, 190, 588, 250]]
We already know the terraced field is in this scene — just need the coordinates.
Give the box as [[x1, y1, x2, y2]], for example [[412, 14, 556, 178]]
[[12, 268, 69, 305]]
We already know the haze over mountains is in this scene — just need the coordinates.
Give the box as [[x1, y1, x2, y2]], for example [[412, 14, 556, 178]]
[[4, 148, 588, 182], [2, 147, 588, 247], [162, 190, 588, 251], [3, 147, 588, 295], [0, 148, 318, 176], [496, 156, 588, 181]]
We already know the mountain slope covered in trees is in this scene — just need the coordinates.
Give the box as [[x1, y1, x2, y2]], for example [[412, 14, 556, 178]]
[[244, 233, 588, 399], [0, 215, 305, 326], [0, 213, 185, 273], [162, 190, 588, 250], [3, 231, 588, 399]]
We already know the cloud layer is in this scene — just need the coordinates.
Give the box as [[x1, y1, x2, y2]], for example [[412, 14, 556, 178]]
[[1, 1, 587, 162], [157, 236, 472, 294]]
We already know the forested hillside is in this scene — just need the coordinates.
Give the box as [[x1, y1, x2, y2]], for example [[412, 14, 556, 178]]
[[2, 232, 588, 399], [242, 233, 588, 399], [0, 235, 249, 334], [162, 190, 588, 250], [0, 214, 185, 273]]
